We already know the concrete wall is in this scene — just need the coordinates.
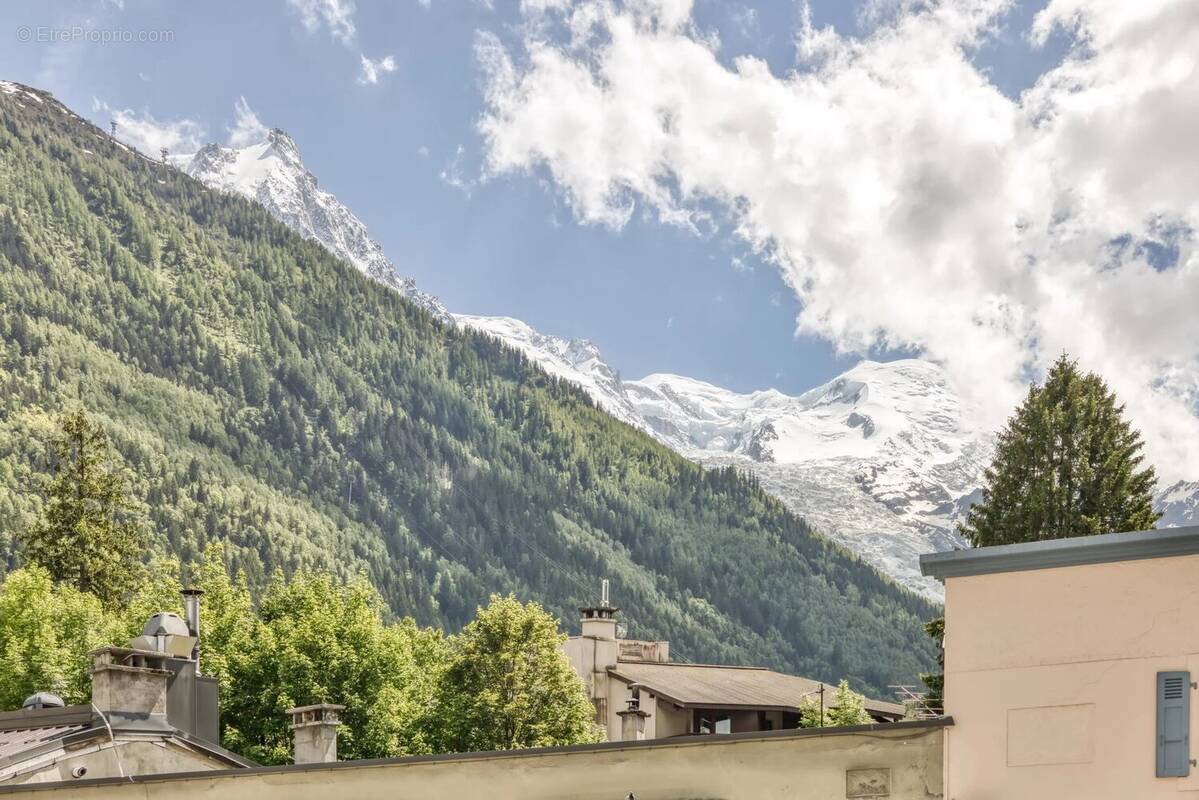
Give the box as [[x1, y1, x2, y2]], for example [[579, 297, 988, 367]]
[[3, 740, 228, 786], [0, 723, 945, 800], [943, 552, 1199, 799]]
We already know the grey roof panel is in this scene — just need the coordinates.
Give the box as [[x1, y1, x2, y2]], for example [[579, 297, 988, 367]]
[[919, 525, 1199, 581], [0, 724, 87, 760]]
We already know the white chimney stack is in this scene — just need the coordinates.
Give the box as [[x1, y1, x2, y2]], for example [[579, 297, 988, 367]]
[[288, 704, 345, 764]]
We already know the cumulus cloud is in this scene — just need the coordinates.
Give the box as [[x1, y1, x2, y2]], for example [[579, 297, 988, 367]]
[[286, 0, 357, 43], [358, 54, 398, 85], [477, 0, 1199, 480], [94, 100, 207, 156], [227, 96, 268, 147]]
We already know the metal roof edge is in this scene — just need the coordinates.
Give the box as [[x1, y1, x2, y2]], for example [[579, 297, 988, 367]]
[[919, 525, 1199, 581]]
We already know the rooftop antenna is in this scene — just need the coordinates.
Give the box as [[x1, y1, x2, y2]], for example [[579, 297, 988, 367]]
[[601, 578, 610, 608]]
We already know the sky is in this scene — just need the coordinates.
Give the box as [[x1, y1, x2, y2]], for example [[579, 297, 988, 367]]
[[1, 0, 1197, 481]]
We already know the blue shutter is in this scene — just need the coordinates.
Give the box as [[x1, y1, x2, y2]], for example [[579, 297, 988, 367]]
[[1157, 671, 1191, 777]]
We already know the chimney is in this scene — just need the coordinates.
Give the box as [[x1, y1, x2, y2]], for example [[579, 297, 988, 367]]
[[288, 704, 345, 764], [579, 579, 619, 642], [181, 588, 203, 671], [617, 684, 650, 742], [92, 607, 220, 742], [90, 646, 171, 720]]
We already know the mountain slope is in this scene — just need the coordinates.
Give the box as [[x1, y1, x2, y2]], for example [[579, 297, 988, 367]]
[[0, 82, 937, 695], [168, 121, 984, 599], [167, 114, 1199, 601]]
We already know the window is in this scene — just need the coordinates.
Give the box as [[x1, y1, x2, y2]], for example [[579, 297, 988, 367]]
[[1157, 671, 1191, 778], [695, 710, 731, 734]]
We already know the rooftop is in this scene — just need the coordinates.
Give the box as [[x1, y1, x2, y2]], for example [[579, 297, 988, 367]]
[[608, 661, 905, 718], [919, 524, 1199, 581]]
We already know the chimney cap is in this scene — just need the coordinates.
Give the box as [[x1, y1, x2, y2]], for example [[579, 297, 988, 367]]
[[181, 587, 204, 597], [287, 703, 345, 729]]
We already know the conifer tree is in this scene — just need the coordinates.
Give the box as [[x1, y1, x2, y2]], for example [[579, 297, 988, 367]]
[[20, 410, 146, 606], [961, 355, 1159, 547]]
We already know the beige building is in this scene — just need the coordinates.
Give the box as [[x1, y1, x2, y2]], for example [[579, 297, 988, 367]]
[[563, 588, 905, 741], [922, 524, 1199, 799]]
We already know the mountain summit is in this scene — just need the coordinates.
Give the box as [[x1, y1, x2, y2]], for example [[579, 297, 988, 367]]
[[176, 130, 447, 318]]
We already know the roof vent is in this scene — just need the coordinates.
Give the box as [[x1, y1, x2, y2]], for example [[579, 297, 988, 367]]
[[22, 692, 65, 710], [142, 612, 190, 638], [130, 612, 196, 658]]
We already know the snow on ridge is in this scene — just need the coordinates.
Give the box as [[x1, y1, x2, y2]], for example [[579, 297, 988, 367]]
[[176, 130, 448, 320]]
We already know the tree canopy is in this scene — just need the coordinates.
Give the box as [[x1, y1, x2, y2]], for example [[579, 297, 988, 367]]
[[19, 409, 146, 605], [961, 355, 1159, 547], [0, 552, 597, 764], [435, 594, 601, 752]]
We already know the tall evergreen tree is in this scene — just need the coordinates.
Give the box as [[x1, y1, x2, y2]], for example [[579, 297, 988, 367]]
[[961, 355, 1159, 547], [20, 410, 146, 606]]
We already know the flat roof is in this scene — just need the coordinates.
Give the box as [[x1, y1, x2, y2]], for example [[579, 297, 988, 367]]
[[920, 525, 1199, 581]]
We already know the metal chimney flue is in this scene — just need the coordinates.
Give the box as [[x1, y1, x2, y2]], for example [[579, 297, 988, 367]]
[[181, 588, 203, 672]]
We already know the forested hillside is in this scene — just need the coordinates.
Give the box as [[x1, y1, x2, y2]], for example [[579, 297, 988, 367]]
[[0, 83, 936, 694]]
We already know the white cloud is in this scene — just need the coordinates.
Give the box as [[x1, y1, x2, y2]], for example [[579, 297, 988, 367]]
[[94, 100, 207, 156], [440, 144, 476, 196], [286, 0, 357, 43], [228, 96, 269, 147], [478, 0, 1199, 480], [358, 53, 398, 85]]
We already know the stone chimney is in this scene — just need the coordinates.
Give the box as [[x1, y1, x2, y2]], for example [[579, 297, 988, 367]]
[[288, 704, 345, 764], [617, 684, 651, 742], [89, 647, 171, 719]]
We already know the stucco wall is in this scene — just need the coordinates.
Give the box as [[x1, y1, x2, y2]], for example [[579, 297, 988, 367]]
[[0, 723, 945, 800], [943, 552, 1199, 799], [3, 740, 228, 786]]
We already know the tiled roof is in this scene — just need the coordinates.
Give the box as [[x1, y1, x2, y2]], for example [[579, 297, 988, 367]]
[[609, 661, 905, 718]]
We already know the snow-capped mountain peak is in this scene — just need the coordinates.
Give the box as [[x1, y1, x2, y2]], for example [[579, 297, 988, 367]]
[[176, 130, 448, 319]]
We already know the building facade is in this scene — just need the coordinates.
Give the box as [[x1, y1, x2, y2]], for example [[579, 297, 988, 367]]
[[922, 524, 1199, 799]]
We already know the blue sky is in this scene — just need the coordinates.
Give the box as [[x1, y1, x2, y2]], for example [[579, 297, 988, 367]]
[[0, 0, 1118, 399]]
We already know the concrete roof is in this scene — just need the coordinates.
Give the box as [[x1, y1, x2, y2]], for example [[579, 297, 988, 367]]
[[0, 704, 255, 774], [919, 525, 1199, 581], [608, 661, 905, 718]]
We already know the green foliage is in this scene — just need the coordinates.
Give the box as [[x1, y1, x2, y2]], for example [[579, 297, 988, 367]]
[[918, 616, 944, 715], [436, 595, 601, 752], [0, 562, 190, 708], [962, 355, 1159, 547], [0, 566, 115, 707], [0, 86, 937, 695], [220, 571, 446, 764], [0, 558, 598, 763], [798, 679, 873, 728], [19, 409, 146, 605]]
